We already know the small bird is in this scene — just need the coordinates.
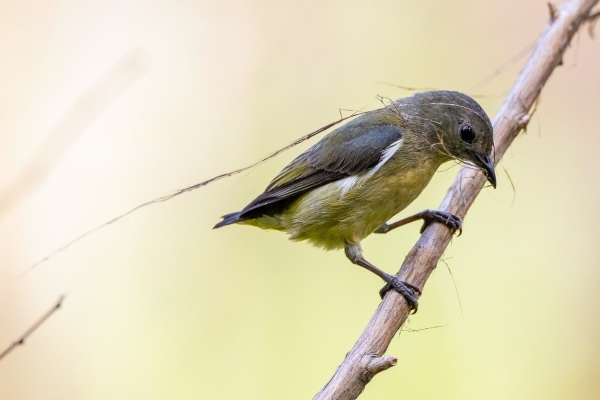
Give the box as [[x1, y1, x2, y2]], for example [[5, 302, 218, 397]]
[[214, 91, 496, 311]]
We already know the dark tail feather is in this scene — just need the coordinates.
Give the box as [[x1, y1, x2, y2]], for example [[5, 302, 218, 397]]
[[213, 211, 243, 229]]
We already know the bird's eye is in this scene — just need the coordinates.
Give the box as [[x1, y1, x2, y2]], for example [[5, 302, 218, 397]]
[[460, 124, 476, 143]]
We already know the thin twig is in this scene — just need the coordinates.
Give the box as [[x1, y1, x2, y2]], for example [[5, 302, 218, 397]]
[[24, 110, 367, 274], [313, 0, 599, 398], [0, 295, 66, 361], [377, 82, 507, 99], [586, 8, 600, 36], [470, 41, 536, 90]]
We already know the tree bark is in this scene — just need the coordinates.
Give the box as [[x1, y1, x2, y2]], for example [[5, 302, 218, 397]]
[[313, 0, 599, 399]]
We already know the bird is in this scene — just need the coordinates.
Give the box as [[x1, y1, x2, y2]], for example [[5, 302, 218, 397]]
[[214, 91, 496, 312]]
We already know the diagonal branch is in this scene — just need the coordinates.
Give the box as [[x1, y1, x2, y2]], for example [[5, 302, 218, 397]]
[[0, 295, 66, 361], [314, 0, 599, 399]]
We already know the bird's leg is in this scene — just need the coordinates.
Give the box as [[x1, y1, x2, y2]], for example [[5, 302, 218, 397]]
[[344, 242, 421, 313], [374, 209, 462, 236]]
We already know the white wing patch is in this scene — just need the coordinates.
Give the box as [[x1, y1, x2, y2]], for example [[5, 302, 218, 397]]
[[334, 138, 403, 195], [335, 175, 359, 194], [363, 138, 403, 179]]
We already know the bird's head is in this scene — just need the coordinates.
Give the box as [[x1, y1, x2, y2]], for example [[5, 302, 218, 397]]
[[397, 91, 496, 188]]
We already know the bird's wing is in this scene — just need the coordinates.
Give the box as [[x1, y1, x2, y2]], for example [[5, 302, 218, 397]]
[[238, 121, 404, 219]]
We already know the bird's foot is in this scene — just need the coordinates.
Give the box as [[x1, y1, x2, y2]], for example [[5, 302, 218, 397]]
[[379, 276, 421, 314], [420, 210, 462, 235]]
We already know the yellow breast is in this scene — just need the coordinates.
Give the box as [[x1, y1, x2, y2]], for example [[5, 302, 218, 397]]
[[277, 153, 441, 250]]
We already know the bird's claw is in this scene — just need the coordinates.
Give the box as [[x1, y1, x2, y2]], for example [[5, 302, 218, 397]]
[[379, 277, 421, 314], [420, 210, 462, 236]]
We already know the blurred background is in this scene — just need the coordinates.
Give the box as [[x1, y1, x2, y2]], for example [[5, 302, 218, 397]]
[[0, 0, 599, 399]]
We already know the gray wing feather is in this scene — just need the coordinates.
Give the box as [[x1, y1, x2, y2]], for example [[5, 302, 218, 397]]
[[307, 124, 402, 174], [239, 121, 403, 218]]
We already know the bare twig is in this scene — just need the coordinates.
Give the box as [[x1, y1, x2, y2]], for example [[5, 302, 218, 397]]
[[313, 0, 599, 398], [0, 295, 66, 361], [586, 8, 600, 36], [548, 2, 559, 21], [470, 41, 536, 90], [378, 82, 507, 99], [24, 109, 367, 274]]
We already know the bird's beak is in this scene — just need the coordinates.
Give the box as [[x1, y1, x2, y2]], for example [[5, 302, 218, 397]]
[[472, 153, 496, 188]]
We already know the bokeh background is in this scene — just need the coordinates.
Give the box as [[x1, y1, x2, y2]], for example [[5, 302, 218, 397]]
[[1, 0, 599, 399]]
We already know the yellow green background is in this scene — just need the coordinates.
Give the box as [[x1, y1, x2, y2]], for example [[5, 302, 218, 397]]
[[1, 0, 599, 399]]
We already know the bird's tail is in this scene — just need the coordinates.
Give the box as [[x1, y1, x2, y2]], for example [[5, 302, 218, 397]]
[[213, 211, 243, 229]]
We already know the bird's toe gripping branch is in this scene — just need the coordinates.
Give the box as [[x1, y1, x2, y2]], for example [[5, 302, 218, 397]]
[[379, 277, 421, 313], [345, 243, 421, 313], [419, 209, 463, 236], [374, 209, 462, 236]]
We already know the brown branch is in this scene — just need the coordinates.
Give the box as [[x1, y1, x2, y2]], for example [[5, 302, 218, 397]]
[[313, 0, 599, 398], [0, 295, 66, 361]]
